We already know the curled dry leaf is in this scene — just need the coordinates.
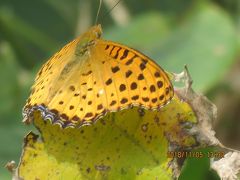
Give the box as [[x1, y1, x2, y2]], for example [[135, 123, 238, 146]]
[[211, 152, 240, 180], [173, 66, 240, 179], [5, 161, 19, 180]]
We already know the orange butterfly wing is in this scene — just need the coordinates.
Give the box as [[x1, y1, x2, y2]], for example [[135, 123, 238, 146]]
[[23, 25, 174, 128]]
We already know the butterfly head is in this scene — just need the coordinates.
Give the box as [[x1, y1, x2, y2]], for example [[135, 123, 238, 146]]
[[75, 24, 102, 55]]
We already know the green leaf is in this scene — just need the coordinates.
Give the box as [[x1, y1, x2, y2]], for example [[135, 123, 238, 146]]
[[150, 3, 238, 92], [104, 12, 171, 53], [0, 7, 58, 52], [179, 148, 220, 180], [0, 41, 33, 180], [0, 42, 19, 119], [104, 3, 238, 92]]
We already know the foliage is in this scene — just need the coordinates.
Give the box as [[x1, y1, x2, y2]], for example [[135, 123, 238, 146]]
[[19, 96, 196, 179]]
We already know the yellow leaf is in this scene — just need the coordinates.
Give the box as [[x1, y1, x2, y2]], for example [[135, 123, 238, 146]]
[[17, 95, 196, 179]]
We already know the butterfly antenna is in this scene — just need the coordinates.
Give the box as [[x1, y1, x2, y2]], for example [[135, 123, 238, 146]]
[[95, 0, 103, 25], [103, 0, 123, 19]]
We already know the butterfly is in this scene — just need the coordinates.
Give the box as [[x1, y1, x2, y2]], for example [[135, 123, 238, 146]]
[[23, 24, 174, 128]]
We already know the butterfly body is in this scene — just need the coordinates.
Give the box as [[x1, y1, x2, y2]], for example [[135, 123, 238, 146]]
[[23, 25, 174, 128]]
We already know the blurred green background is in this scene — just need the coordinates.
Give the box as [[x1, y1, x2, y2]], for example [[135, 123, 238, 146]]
[[0, 0, 239, 179]]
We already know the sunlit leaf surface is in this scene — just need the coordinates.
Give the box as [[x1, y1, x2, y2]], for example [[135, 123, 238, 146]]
[[18, 95, 196, 179]]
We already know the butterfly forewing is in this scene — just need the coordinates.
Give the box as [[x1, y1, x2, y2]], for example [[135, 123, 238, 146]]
[[96, 40, 174, 109]]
